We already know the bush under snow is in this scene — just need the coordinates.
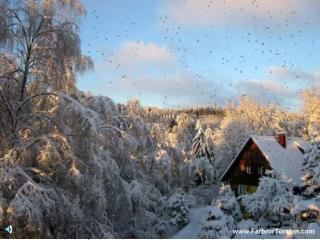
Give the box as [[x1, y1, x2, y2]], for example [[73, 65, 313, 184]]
[[215, 184, 242, 221], [198, 206, 235, 239], [167, 188, 192, 228], [241, 170, 294, 226]]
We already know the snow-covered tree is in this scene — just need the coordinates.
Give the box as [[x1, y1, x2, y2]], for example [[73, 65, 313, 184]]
[[236, 96, 294, 135], [167, 188, 191, 228], [241, 170, 294, 226], [189, 157, 215, 185], [214, 115, 253, 176], [191, 121, 214, 163], [0, 0, 93, 150], [199, 206, 235, 239], [301, 141, 320, 197], [0, 0, 92, 94], [301, 88, 320, 140], [204, 126, 215, 150], [215, 184, 242, 221], [154, 149, 172, 179], [164, 113, 195, 185], [200, 184, 241, 238], [189, 121, 216, 184], [126, 97, 144, 116], [129, 180, 160, 238]]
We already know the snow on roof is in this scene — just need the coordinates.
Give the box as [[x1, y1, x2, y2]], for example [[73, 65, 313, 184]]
[[220, 135, 310, 186], [251, 135, 309, 186]]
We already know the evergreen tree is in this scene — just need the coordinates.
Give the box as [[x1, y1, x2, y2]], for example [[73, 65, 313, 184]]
[[190, 121, 216, 184], [200, 185, 241, 239], [215, 184, 242, 221], [167, 188, 190, 228], [198, 206, 235, 239], [191, 121, 214, 164]]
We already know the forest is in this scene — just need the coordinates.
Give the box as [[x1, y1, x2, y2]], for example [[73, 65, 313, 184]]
[[0, 0, 319, 239]]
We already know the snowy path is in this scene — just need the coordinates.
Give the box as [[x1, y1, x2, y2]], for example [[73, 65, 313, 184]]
[[171, 206, 210, 239]]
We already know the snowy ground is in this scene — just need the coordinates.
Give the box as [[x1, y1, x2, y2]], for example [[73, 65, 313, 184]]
[[171, 206, 211, 239], [171, 206, 320, 239]]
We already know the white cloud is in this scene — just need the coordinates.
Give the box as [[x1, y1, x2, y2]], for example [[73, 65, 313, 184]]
[[235, 66, 320, 109], [101, 40, 235, 107], [237, 79, 296, 101], [103, 73, 234, 107], [109, 41, 175, 69], [159, 0, 320, 28], [267, 66, 320, 86]]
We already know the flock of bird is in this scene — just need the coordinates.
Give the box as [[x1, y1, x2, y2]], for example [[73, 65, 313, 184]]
[[78, 0, 319, 109]]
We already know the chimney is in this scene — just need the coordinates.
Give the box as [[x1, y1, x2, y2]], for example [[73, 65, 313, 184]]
[[275, 132, 286, 148]]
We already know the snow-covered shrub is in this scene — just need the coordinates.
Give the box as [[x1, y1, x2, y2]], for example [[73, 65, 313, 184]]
[[237, 219, 257, 231], [155, 219, 168, 236], [199, 206, 235, 239], [200, 184, 241, 238], [167, 188, 191, 228], [215, 184, 242, 221], [301, 141, 320, 197], [241, 170, 294, 226], [190, 184, 220, 205], [291, 198, 320, 226]]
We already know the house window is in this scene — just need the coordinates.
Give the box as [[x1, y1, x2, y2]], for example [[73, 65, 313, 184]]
[[246, 166, 251, 174], [258, 167, 264, 175], [238, 184, 246, 195]]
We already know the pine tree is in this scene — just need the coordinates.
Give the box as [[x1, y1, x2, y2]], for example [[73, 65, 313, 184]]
[[190, 121, 216, 184], [167, 188, 190, 228], [198, 206, 235, 239], [191, 121, 214, 164], [215, 185, 242, 221]]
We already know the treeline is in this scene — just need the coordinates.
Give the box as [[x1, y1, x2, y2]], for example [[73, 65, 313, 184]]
[[176, 107, 224, 116], [118, 101, 224, 119], [144, 106, 224, 119]]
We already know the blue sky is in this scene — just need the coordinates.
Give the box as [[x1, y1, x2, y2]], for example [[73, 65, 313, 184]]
[[77, 0, 320, 110]]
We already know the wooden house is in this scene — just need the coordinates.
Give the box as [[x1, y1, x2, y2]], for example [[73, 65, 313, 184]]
[[220, 133, 309, 196]]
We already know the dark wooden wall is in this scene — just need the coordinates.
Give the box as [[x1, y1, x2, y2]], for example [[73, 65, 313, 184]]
[[224, 138, 272, 188]]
